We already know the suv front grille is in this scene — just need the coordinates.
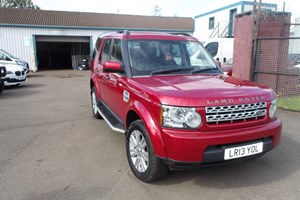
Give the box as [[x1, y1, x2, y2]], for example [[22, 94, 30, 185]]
[[205, 102, 267, 124]]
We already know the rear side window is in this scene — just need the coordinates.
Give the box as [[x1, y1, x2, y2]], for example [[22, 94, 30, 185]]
[[205, 42, 218, 57], [100, 39, 112, 65], [92, 38, 102, 59], [111, 39, 122, 64]]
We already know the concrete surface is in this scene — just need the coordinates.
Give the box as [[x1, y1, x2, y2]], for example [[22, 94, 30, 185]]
[[0, 70, 299, 200]]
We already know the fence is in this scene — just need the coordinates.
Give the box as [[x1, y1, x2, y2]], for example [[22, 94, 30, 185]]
[[252, 35, 300, 112]]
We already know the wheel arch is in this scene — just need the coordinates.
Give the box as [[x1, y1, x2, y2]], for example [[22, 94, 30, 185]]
[[90, 77, 102, 99], [126, 101, 167, 158], [90, 79, 94, 90]]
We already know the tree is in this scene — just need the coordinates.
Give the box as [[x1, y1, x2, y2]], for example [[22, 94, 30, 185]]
[[153, 5, 162, 16], [0, 0, 40, 9]]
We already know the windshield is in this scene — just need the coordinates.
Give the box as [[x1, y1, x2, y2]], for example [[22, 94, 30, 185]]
[[0, 49, 18, 59], [128, 40, 220, 76]]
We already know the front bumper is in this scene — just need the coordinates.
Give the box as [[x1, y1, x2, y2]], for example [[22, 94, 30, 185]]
[[160, 119, 282, 165], [4, 77, 26, 86]]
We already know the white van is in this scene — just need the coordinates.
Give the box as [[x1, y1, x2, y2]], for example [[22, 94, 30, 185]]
[[203, 38, 234, 65]]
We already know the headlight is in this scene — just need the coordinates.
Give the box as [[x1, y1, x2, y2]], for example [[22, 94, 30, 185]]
[[16, 61, 25, 66], [6, 71, 13, 75], [269, 99, 277, 119], [161, 105, 202, 129]]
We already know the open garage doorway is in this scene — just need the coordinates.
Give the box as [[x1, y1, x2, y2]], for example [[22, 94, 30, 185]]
[[35, 36, 90, 70]]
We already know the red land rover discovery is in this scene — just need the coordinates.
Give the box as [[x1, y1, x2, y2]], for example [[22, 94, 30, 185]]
[[90, 31, 282, 182]]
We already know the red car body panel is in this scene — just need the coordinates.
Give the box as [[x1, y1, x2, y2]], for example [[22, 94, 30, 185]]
[[129, 74, 273, 107]]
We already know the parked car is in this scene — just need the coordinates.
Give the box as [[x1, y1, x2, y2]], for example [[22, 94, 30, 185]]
[[203, 38, 234, 64], [90, 31, 281, 182], [3, 64, 27, 86], [79, 58, 89, 70], [0, 65, 6, 93], [0, 49, 30, 74], [221, 64, 233, 76], [295, 64, 300, 69], [288, 53, 300, 66]]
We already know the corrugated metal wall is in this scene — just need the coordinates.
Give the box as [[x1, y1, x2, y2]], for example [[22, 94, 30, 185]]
[[0, 26, 106, 71]]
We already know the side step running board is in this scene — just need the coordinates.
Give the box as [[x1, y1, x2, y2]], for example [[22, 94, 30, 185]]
[[96, 102, 126, 134]]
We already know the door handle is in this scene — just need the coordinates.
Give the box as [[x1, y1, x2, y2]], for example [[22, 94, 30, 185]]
[[103, 75, 109, 80]]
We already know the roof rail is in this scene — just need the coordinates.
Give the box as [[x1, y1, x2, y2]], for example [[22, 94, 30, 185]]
[[125, 30, 130, 38], [169, 32, 192, 37], [117, 30, 130, 34], [117, 30, 130, 38]]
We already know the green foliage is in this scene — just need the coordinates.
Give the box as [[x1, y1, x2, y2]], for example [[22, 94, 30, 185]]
[[0, 0, 40, 9], [277, 96, 300, 112]]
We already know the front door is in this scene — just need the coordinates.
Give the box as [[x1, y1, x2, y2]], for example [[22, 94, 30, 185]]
[[98, 38, 127, 121]]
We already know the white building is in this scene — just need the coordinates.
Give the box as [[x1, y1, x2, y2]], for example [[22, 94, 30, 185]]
[[0, 8, 194, 72], [194, 1, 277, 41]]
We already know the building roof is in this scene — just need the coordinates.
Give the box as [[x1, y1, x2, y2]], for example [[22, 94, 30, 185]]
[[194, 1, 277, 19], [0, 8, 194, 32]]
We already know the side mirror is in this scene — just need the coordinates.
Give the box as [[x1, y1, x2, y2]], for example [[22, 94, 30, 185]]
[[103, 61, 123, 73]]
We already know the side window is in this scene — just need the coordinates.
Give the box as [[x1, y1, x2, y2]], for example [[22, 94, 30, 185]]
[[111, 39, 123, 64], [205, 42, 218, 57], [100, 39, 112, 65], [92, 38, 102, 60], [209, 17, 215, 30]]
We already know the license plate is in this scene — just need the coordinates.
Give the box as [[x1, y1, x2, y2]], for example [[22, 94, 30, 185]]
[[224, 142, 263, 160]]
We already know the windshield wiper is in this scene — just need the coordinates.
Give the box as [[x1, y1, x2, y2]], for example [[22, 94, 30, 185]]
[[151, 67, 194, 75], [190, 68, 219, 74]]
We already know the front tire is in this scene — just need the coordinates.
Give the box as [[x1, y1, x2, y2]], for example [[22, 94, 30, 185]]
[[91, 87, 102, 119], [126, 120, 168, 182]]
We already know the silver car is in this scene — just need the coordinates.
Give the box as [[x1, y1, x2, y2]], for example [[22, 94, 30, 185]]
[[0, 49, 30, 74], [3, 64, 27, 86]]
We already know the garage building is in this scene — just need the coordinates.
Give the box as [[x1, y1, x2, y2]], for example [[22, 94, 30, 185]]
[[0, 8, 194, 71]]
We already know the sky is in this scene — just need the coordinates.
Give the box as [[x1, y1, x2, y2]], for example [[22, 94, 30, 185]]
[[32, 0, 300, 22]]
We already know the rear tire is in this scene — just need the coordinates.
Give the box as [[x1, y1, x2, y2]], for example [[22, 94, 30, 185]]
[[0, 80, 4, 94], [126, 120, 168, 182], [91, 87, 102, 119]]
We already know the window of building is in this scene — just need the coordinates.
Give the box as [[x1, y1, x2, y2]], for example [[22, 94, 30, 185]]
[[209, 17, 215, 30]]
